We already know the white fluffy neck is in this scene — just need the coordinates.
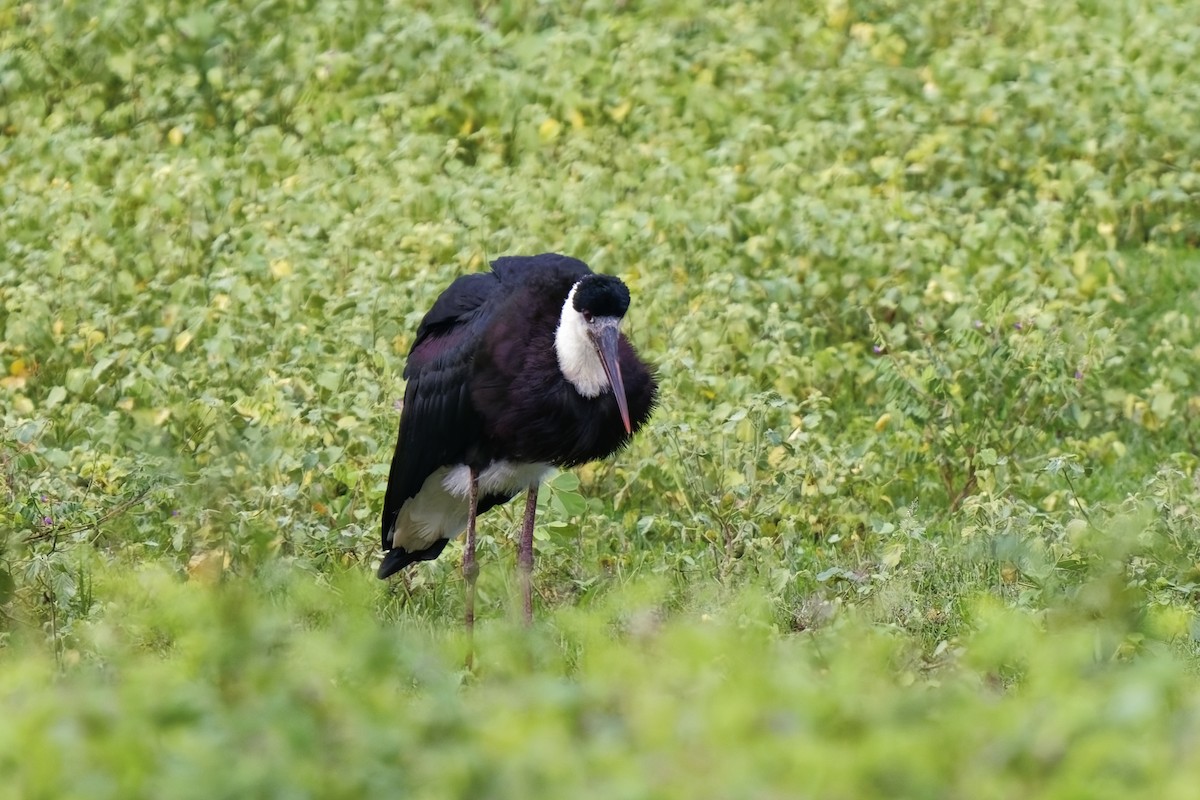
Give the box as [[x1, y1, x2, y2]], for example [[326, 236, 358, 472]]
[[555, 284, 610, 398]]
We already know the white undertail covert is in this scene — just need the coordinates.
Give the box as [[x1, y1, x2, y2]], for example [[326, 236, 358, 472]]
[[388, 461, 551, 551]]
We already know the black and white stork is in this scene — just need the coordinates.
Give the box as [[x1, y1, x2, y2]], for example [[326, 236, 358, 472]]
[[378, 253, 657, 629]]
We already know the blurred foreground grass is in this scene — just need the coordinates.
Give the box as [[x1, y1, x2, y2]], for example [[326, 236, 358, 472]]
[[3, 0, 1200, 795], [4, 550, 1200, 800]]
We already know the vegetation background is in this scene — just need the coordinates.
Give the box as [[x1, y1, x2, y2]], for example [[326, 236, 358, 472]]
[[2, 0, 1199, 796]]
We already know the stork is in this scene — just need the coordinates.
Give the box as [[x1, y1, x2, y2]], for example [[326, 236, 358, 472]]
[[378, 253, 657, 632]]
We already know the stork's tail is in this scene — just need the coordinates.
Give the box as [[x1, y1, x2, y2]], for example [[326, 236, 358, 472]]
[[377, 539, 451, 579]]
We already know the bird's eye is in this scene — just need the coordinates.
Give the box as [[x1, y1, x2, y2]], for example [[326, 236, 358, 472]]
[[582, 311, 594, 323]]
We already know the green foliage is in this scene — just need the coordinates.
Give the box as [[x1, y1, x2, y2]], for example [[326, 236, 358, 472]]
[[2, 0, 1200, 795], [3, 564, 1200, 799]]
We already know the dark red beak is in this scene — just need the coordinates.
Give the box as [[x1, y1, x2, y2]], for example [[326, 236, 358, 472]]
[[594, 325, 632, 434]]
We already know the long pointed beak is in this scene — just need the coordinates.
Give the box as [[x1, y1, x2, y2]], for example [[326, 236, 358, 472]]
[[594, 325, 632, 434]]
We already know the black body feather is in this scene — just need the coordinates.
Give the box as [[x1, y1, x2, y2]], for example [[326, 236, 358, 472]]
[[379, 254, 657, 578]]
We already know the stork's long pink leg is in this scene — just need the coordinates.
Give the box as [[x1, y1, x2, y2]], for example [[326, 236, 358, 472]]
[[463, 468, 480, 666], [518, 483, 539, 625]]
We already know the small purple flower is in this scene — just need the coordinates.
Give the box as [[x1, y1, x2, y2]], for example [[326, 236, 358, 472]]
[[873, 345, 884, 354], [171, 510, 181, 517], [40, 495, 48, 502], [1075, 370, 1083, 380], [973, 320, 983, 329], [1013, 321, 1023, 330], [41, 516, 53, 526]]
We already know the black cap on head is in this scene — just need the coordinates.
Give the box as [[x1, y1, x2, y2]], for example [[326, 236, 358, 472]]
[[573, 275, 631, 318]]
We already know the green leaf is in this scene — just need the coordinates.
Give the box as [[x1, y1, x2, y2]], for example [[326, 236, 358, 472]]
[[550, 471, 580, 492], [555, 490, 588, 517], [177, 11, 216, 40], [44, 386, 67, 409], [316, 372, 342, 391]]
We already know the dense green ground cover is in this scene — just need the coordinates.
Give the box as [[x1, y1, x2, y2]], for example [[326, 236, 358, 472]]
[[2, 0, 1199, 796]]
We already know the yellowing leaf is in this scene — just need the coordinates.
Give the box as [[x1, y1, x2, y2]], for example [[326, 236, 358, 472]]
[[168, 126, 185, 146], [233, 398, 262, 422], [187, 548, 230, 585], [826, 0, 849, 29], [538, 117, 562, 142], [567, 108, 585, 130], [1147, 606, 1194, 640], [270, 259, 293, 278], [608, 100, 632, 123], [1072, 248, 1090, 277], [850, 22, 875, 43], [9, 358, 28, 377], [174, 330, 194, 353]]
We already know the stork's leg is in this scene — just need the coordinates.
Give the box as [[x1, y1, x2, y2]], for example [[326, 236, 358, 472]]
[[518, 482, 539, 626], [463, 467, 480, 661]]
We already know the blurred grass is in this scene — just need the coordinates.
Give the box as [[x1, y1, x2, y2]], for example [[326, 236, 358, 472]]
[[3, 561, 1200, 799], [2, 0, 1200, 796]]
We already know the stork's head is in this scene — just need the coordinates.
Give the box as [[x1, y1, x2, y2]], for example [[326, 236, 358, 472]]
[[555, 274, 633, 433]]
